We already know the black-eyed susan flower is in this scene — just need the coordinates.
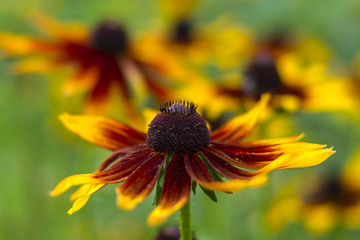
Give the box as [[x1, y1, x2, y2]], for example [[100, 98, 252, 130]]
[[0, 14, 171, 117], [135, 15, 253, 79], [218, 48, 356, 113], [50, 95, 334, 226], [266, 149, 360, 235]]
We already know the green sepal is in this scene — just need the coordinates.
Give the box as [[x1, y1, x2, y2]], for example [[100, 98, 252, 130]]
[[153, 154, 173, 205], [200, 185, 218, 202], [192, 181, 197, 195]]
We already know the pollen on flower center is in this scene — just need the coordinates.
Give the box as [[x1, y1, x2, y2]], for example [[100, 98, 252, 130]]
[[146, 101, 210, 154], [90, 21, 128, 55]]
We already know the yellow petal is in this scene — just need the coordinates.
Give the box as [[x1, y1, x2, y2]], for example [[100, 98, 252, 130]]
[[67, 184, 105, 215], [0, 32, 42, 55], [147, 197, 188, 226], [49, 174, 99, 197], [197, 174, 268, 192], [31, 12, 88, 41], [342, 149, 360, 192], [115, 187, 150, 211], [211, 93, 270, 141], [303, 203, 338, 235], [62, 67, 99, 96], [59, 113, 146, 151], [14, 57, 60, 73]]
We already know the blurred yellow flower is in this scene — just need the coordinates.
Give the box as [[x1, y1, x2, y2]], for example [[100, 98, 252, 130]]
[[0, 13, 172, 120], [266, 149, 360, 235]]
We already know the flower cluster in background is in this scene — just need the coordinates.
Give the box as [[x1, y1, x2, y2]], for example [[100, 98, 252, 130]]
[[0, 0, 359, 240]]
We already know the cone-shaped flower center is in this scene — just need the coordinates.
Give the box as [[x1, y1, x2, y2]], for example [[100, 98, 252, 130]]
[[146, 101, 210, 154], [243, 50, 282, 100], [90, 21, 128, 55], [172, 19, 192, 44]]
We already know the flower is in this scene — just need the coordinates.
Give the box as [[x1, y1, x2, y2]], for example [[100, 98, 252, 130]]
[[217, 35, 355, 113], [135, 16, 253, 81], [0, 14, 171, 117], [50, 95, 334, 225], [266, 149, 360, 235]]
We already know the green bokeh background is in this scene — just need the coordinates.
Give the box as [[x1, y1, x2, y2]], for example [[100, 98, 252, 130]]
[[0, 0, 359, 239]]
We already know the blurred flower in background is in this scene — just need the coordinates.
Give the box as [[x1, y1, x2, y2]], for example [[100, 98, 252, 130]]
[[266, 149, 360, 235], [0, 13, 172, 121], [217, 32, 356, 114]]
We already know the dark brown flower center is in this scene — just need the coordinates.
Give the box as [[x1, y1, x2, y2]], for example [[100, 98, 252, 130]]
[[303, 177, 360, 207], [146, 101, 210, 154], [172, 19, 192, 44], [243, 50, 283, 100], [90, 21, 128, 55]]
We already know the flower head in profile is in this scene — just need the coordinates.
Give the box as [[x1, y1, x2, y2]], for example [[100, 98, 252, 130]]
[[266, 149, 360, 235], [50, 95, 334, 225], [0, 14, 171, 117]]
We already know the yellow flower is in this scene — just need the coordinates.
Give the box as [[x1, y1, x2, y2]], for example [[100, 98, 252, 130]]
[[51, 95, 333, 225], [0, 14, 172, 119], [266, 149, 360, 235], [218, 49, 356, 114]]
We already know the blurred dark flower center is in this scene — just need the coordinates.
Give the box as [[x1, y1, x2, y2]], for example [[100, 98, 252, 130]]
[[172, 19, 193, 44], [243, 50, 283, 100], [146, 101, 210, 154], [90, 21, 128, 55], [303, 177, 360, 207]]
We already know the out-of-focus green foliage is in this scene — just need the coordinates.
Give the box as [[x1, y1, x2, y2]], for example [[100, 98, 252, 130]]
[[0, 0, 359, 239]]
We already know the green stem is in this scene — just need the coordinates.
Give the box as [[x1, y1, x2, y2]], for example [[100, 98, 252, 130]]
[[179, 200, 192, 240]]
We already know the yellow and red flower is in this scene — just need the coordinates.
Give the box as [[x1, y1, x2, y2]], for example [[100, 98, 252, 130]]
[[217, 34, 355, 114], [0, 14, 171, 118], [50, 95, 334, 225], [266, 149, 360, 235]]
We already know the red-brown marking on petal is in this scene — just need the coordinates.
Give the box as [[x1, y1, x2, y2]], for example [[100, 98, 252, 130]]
[[147, 154, 191, 225], [201, 151, 254, 179], [184, 153, 214, 183], [94, 148, 154, 182], [117, 152, 166, 208], [204, 147, 269, 170], [209, 143, 282, 167], [60, 113, 146, 151], [97, 144, 148, 171]]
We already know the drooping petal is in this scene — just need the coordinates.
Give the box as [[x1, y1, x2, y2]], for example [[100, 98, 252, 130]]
[[49, 174, 101, 197], [67, 184, 105, 215], [59, 113, 146, 151], [94, 148, 153, 183], [147, 154, 191, 225], [96, 144, 147, 171], [210, 93, 270, 142], [201, 151, 255, 179], [116, 153, 166, 211], [184, 153, 215, 183]]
